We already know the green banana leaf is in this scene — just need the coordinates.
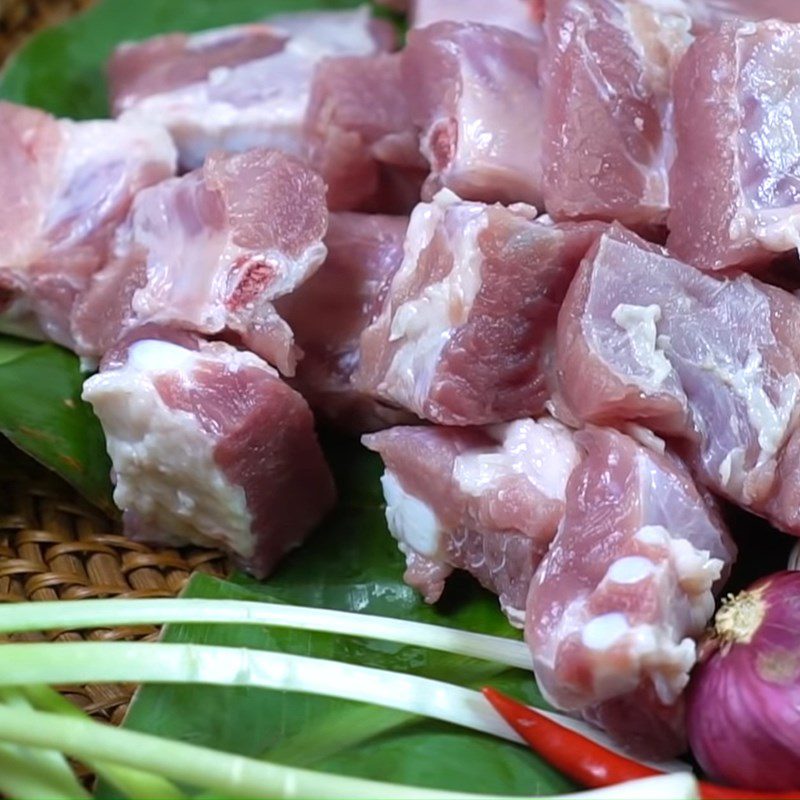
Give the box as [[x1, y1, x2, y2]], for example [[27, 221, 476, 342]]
[[0, 337, 114, 514]]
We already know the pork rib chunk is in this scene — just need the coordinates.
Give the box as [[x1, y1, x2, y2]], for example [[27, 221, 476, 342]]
[[527, 427, 735, 758], [557, 222, 800, 537], [305, 53, 426, 213], [0, 102, 175, 348], [83, 335, 336, 578], [356, 191, 604, 425], [669, 21, 800, 272], [364, 417, 581, 625], [276, 212, 415, 433], [110, 7, 393, 170], [402, 22, 545, 207], [72, 148, 328, 375], [542, 0, 691, 229]]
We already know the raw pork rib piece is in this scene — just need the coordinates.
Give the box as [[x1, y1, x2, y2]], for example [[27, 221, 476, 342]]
[[110, 7, 393, 170], [276, 212, 415, 433], [402, 22, 546, 206], [364, 417, 581, 625], [83, 334, 336, 578], [305, 53, 426, 212], [72, 149, 327, 375], [356, 190, 604, 425], [669, 21, 800, 272], [527, 427, 735, 758], [557, 223, 800, 537], [411, 0, 543, 41], [687, 1, 800, 30], [542, 0, 691, 228], [0, 102, 175, 348]]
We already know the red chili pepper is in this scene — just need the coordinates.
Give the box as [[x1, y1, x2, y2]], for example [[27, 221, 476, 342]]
[[482, 687, 800, 800]]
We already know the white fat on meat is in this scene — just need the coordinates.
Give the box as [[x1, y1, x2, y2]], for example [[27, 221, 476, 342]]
[[559, 223, 800, 535], [381, 470, 446, 559], [550, 538, 718, 699], [45, 119, 176, 249], [701, 350, 800, 463], [551, 520, 721, 708], [83, 340, 256, 557], [365, 418, 581, 626], [357, 196, 603, 426], [267, 6, 382, 52], [73, 148, 328, 375], [612, 304, 673, 391], [122, 43, 317, 169], [383, 191, 486, 408], [453, 418, 580, 502]]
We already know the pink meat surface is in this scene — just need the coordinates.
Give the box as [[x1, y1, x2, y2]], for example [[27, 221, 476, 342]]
[[542, 0, 691, 229], [536, 0, 800, 32], [557, 223, 800, 537], [72, 149, 327, 375], [687, 1, 800, 30], [0, 102, 175, 348], [668, 21, 800, 272], [83, 335, 335, 578], [526, 426, 735, 758], [276, 212, 416, 433], [402, 22, 546, 206], [364, 417, 581, 625], [355, 191, 604, 425], [411, 0, 543, 41], [110, 8, 393, 170], [109, 25, 287, 113], [304, 53, 426, 212]]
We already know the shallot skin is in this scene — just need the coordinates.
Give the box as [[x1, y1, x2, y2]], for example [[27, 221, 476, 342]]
[[686, 571, 800, 791]]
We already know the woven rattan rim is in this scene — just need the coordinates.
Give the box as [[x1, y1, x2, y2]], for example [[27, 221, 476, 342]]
[[0, 0, 95, 62], [0, 443, 229, 726]]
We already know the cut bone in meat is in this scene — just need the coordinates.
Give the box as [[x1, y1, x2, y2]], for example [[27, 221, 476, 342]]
[[72, 148, 328, 375]]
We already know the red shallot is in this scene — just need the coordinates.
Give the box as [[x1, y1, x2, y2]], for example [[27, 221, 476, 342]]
[[686, 571, 800, 791]]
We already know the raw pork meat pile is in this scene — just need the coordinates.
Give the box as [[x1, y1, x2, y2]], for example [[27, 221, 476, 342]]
[[7, 0, 800, 758]]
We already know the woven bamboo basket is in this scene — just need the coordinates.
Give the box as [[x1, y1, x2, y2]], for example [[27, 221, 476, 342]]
[[0, 443, 229, 724], [0, 0, 230, 735]]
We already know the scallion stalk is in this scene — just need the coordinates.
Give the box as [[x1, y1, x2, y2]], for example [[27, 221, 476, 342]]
[[18, 685, 185, 800], [0, 598, 531, 668], [0, 704, 699, 799], [0, 641, 520, 743]]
